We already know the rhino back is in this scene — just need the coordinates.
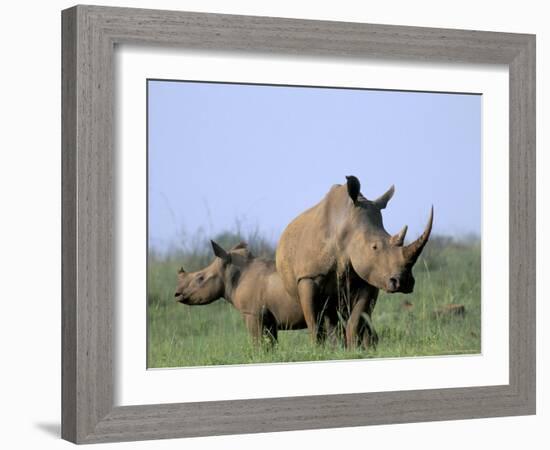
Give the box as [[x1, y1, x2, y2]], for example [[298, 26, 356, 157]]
[[276, 184, 350, 296], [233, 258, 305, 328], [232, 260, 271, 314]]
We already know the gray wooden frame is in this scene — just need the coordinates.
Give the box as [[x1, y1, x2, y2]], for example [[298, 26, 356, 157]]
[[61, 4, 536, 444]]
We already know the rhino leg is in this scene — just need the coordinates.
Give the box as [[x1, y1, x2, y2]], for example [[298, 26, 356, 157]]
[[260, 305, 278, 347], [345, 297, 367, 349], [362, 322, 378, 349], [244, 314, 262, 346], [363, 295, 379, 348], [346, 294, 378, 350], [367, 298, 378, 348], [244, 308, 278, 348], [297, 278, 324, 343], [320, 303, 345, 347]]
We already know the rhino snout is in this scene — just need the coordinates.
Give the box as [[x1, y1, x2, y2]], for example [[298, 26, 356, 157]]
[[387, 274, 415, 294], [174, 291, 189, 304], [388, 277, 400, 292]]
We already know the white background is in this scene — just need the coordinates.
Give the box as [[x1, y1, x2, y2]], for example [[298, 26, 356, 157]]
[[0, 1, 547, 449]]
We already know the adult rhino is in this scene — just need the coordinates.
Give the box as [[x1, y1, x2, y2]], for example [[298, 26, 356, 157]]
[[275, 175, 433, 348]]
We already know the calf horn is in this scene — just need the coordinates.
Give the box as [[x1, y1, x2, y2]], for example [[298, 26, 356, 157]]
[[390, 225, 408, 246], [404, 206, 434, 264]]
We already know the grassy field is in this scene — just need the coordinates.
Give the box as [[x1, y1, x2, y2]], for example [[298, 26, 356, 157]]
[[147, 233, 481, 368]]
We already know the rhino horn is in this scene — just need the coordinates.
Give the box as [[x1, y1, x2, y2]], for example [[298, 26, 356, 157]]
[[373, 185, 395, 209], [404, 206, 434, 264], [178, 267, 186, 274], [390, 225, 408, 247]]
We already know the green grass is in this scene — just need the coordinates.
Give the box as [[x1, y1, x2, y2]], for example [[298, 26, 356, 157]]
[[147, 235, 481, 368]]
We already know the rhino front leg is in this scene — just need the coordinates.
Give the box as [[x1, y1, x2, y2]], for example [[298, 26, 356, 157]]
[[244, 314, 263, 346], [346, 297, 367, 349], [260, 305, 278, 347], [361, 320, 378, 349], [297, 278, 323, 343], [346, 293, 378, 350], [244, 309, 278, 348], [364, 296, 379, 348]]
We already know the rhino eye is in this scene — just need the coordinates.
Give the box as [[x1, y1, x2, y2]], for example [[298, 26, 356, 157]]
[[195, 275, 204, 285], [371, 243, 378, 250]]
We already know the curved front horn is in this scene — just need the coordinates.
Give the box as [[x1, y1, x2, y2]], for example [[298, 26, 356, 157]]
[[404, 206, 434, 264], [390, 225, 408, 247]]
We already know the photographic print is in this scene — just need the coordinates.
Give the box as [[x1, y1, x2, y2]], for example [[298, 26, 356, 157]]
[[147, 80, 481, 368], [61, 8, 535, 441]]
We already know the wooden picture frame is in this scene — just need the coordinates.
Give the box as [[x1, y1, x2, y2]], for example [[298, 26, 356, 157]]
[[61, 5, 536, 444]]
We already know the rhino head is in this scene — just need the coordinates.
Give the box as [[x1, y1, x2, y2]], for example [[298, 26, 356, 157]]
[[343, 175, 433, 294], [174, 241, 251, 305], [173, 263, 222, 306]]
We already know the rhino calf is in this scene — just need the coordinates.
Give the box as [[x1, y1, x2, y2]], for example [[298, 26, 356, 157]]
[[175, 241, 327, 345]]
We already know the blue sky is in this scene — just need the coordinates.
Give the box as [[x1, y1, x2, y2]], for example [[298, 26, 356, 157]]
[[148, 80, 481, 251]]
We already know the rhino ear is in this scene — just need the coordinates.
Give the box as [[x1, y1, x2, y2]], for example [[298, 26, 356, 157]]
[[373, 185, 395, 209], [231, 241, 248, 250], [211, 240, 231, 264], [345, 175, 361, 203]]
